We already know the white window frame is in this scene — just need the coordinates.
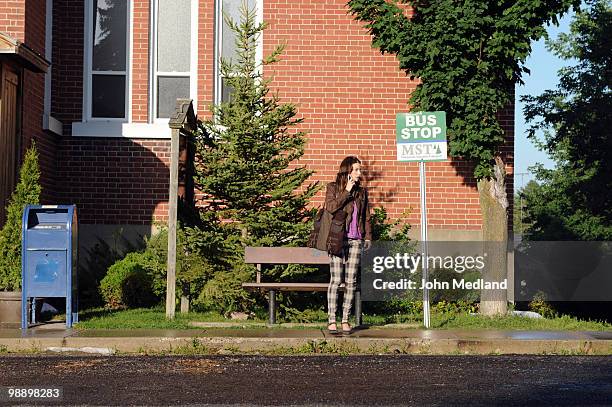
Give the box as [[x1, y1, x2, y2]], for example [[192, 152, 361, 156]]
[[213, 0, 263, 106], [149, 0, 198, 124], [82, 0, 132, 122], [43, 0, 63, 135], [74, 0, 170, 137]]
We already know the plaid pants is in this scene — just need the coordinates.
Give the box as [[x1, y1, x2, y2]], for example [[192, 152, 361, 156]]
[[328, 239, 362, 324]]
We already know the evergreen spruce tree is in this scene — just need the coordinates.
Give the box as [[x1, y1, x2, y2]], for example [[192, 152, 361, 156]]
[[0, 143, 42, 291], [190, 4, 320, 313], [195, 4, 319, 247]]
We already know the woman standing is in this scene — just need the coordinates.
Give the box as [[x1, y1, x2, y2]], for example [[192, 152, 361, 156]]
[[324, 156, 372, 334]]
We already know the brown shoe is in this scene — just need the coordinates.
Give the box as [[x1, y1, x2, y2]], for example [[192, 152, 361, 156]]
[[327, 323, 338, 334], [341, 322, 352, 335]]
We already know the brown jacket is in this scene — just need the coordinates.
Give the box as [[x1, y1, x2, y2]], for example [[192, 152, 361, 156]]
[[324, 181, 372, 241]]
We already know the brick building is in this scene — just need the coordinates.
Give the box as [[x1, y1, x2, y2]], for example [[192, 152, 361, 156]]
[[0, 0, 513, 257]]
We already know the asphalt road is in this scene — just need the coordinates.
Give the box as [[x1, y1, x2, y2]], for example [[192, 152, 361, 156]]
[[0, 355, 610, 406]]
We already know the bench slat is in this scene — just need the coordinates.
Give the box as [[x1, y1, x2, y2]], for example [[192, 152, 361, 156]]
[[245, 247, 330, 265]]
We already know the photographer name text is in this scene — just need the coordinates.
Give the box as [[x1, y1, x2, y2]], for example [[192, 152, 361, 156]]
[[372, 278, 508, 290]]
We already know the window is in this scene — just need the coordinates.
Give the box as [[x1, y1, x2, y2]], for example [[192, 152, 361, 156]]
[[75, 0, 197, 137], [151, 0, 197, 120], [84, 0, 130, 120], [43, 0, 62, 135], [214, 0, 261, 105]]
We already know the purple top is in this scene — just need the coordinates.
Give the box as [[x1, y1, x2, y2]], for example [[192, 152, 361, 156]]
[[346, 201, 362, 240]]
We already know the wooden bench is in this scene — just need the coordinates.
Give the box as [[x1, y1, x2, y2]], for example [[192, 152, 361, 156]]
[[242, 247, 362, 325]]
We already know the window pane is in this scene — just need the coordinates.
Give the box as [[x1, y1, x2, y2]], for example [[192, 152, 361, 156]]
[[221, 77, 234, 103], [92, 74, 126, 118], [157, 0, 191, 72], [92, 0, 127, 71], [221, 0, 255, 61], [157, 76, 190, 118]]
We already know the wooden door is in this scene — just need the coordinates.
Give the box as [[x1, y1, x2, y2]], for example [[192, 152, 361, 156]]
[[0, 65, 20, 226]]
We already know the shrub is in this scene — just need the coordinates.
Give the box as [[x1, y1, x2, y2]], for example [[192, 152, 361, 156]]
[[98, 222, 226, 311], [142, 225, 220, 303], [99, 252, 158, 309], [528, 292, 557, 319], [0, 143, 41, 291], [193, 264, 254, 315]]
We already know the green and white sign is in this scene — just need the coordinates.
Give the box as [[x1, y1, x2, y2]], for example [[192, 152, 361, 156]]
[[396, 111, 447, 162]]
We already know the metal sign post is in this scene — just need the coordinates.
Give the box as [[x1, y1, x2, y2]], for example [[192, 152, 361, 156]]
[[396, 111, 447, 329], [419, 162, 431, 328]]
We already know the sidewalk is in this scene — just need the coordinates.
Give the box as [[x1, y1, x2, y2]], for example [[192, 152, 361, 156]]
[[1, 322, 611, 355]]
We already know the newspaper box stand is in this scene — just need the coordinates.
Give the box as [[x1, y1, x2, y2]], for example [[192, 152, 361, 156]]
[[21, 205, 78, 329]]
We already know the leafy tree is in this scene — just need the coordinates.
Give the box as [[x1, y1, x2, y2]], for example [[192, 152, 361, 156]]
[[0, 143, 41, 291], [195, 4, 319, 247], [522, 0, 611, 241], [348, 0, 580, 314]]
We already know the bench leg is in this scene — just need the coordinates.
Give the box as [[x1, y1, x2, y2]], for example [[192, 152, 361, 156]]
[[355, 291, 362, 327], [268, 290, 276, 325]]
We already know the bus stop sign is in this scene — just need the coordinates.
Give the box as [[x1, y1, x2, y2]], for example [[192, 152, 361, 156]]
[[396, 111, 447, 162]]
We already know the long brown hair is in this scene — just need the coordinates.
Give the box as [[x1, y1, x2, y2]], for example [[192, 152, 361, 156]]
[[335, 156, 361, 193]]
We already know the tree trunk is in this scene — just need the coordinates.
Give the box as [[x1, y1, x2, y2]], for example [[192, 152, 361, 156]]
[[477, 156, 508, 316]]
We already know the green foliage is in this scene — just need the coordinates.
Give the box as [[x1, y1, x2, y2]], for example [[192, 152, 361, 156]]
[[0, 143, 41, 291], [348, 0, 580, 179], [98, 222, 220, 310], [99, 252, 158, 309], [528, 292, 557, 319], [521, 0, 611, 240], [193, 264, 255, 315], [142, 225, 219, 302], [432, 300, 478, 315], [371, 207, 412, 242], [194, 4, 320, 247]]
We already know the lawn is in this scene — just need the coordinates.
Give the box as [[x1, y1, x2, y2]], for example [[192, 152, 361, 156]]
[[74, 306, 612, 331]]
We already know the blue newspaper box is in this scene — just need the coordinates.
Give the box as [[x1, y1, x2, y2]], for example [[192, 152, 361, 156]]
[[21, 205, 78, 329]]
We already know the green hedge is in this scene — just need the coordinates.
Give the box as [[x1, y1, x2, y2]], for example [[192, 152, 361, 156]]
[[99, 252, 158, 309]]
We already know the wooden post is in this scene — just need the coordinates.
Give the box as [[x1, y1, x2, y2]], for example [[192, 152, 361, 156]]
[[166, 126, 179, 319], [166, 99, 196, 320]]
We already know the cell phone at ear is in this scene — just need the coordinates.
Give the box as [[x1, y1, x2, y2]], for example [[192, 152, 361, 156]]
[[348, 175, 353, 182]]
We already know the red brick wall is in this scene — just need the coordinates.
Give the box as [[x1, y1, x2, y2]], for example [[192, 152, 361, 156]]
[[51, 0, 83, 131], [0, 1, 59, 204], [132, 0, 149, 122], [42, 0, 513, 228], [197, 0, 214, 119], [23, 0, 60, 205], [263, 0, 514, 230], [57, 138, 170, 224], [0, 0, 24, 39]]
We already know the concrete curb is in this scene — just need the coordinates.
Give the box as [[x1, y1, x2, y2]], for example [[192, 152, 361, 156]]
[[1, 336, 611, 355]]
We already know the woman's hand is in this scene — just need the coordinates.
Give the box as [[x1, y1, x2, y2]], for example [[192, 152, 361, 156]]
[[346, 177, 356, 192], [364, 240, 372, 251]]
